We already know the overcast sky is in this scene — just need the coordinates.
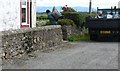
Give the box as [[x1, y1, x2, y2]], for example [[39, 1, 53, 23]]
[[37, 0, 120, 9]]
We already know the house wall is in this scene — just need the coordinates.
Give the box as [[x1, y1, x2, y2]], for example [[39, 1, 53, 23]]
[[0, 0, 36, 31], [31, 0, 36, 28], [118, 1, 120, 8], [0, 0, 20, 31]]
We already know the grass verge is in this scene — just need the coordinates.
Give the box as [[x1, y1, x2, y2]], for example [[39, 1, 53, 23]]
[[67, 34, 90, 42]]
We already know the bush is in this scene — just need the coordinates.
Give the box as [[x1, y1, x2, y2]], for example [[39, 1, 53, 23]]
[[78, 12, 88, 23], [78, 12, 97, 28], [36, 20, 49, 27], [78, 12, 88, 28], [62, 12, 81, 27], [36, 16, 48, 21], [58, 19, 75, 26], [36, 13, 48, 21]]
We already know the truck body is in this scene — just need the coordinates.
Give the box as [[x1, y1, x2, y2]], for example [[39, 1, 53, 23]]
[[86, 8, 120, 41]]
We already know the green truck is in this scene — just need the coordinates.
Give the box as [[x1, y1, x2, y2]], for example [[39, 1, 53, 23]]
[[86, 8, 120, 41]]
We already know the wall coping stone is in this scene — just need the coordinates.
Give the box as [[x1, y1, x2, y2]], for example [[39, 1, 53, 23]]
[[1, 25, 61, 36]]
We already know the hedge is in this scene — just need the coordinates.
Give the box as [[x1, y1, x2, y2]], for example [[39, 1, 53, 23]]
[[62, 12, 81, 27], [58, 19, 75, 26], [62, 12, 97, 28]]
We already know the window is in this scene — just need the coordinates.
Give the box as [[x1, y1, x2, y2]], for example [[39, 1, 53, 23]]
[[22, 0, 27, 23], [22, 8, 26, 22], [22, 0, 26, 5], [21, 0, 30, 28]]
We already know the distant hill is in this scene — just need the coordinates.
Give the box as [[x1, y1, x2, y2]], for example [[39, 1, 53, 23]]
[[36, 6, 96, 13]]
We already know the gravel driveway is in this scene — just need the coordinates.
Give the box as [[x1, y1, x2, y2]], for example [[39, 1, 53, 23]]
[[2, 41, 118, 69]]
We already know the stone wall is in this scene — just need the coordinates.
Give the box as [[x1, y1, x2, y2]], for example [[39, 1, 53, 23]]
[[61, 25, 81, 40], [1, 25, 63, 59], [0, 32, 2, 69]]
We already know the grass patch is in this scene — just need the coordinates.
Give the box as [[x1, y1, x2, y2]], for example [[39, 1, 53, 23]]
[[67, 34, 90, 42], [36, 20, 49, 27]]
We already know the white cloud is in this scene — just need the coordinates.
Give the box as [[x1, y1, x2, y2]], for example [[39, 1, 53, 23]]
[[36, 0, 120, 8]]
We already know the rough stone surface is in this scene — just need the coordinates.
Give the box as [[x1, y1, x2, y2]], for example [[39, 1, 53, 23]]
[[0, 32, 2, 71], [1, 25, 63, 59], [61, 25, 81, 40]]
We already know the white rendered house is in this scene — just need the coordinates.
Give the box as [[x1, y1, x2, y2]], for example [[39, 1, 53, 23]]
[[118, 1, 120, 8], [0, 0, 36, 31]]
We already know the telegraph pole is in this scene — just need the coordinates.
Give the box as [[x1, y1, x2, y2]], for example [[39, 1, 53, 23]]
[[89, 0, 92, 15]]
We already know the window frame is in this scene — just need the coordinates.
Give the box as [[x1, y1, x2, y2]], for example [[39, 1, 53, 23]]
[[20, 0, 30, 28]]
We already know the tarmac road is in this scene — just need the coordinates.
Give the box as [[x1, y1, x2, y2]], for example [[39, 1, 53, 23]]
[[2, 41, 118, 69]]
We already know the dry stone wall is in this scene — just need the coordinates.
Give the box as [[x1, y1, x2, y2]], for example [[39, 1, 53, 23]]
[[1, 25, 63, 59], [61, 25, 81, 40]]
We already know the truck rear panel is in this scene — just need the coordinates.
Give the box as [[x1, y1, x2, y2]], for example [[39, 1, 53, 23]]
[[86, 18, 120, 41]]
